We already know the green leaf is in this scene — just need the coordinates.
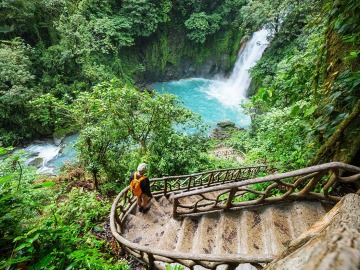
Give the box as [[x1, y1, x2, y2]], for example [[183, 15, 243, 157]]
[[65, 263, 75, 270], [0, 174, 15, 185], [14, 242, 32, 251], [13, 235, 26, 242], [316, 122, 329, 131], [33, 182, 56, 189], [333, 113, 348, 123], [290, 105, 300, 117], [34, 254, 54, 269], [330, 91, 342, 102], [304, 105, 317, 117], [0, 194, 14, 202], [0, 256, 32, 268], [324, 105, 334, 116], [93, 225, 104, 232]]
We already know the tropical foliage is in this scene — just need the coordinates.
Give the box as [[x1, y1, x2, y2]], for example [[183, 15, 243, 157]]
[[0, 148, 129, 269], [1, 0, 359, 268], [235, 0, 360, 168]]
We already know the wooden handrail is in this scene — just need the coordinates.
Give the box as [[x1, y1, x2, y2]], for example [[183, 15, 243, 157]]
[[147, 165, 268, 198], [172, 162, 360, 218], [172, 162, 359, 199]]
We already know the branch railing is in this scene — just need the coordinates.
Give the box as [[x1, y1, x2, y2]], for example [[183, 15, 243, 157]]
[[172, 162, 360, 218], [149, 165, 268, 196], [110, 162, 360, 269], [110, 165, 270, 269]]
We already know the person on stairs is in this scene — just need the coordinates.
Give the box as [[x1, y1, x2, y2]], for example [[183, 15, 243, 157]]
[[129, 163, 153, 213]]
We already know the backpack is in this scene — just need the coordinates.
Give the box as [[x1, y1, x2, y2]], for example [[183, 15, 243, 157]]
[[129, 173, 146, 196]]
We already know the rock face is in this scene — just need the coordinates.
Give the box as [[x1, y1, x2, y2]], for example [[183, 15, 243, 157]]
[[142, 54, 231, 83], [209, 121, 244, 140], [53, 135, 65, 146], [217, 121, 236, 129]]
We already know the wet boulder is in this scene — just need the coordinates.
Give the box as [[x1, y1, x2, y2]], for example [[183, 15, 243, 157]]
[[217, 121, 236, 129], [28, 157, 44, 168]]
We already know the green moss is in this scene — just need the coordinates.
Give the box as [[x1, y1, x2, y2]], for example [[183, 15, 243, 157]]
[[130, 26, 244, 78], [54, 125, 79, 138]]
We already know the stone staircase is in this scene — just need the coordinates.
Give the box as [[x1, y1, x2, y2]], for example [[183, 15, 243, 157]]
[[121, 193, 331, 269], [111, 162, 360, 269]]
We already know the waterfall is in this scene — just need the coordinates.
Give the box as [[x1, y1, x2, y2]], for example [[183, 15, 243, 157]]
[[207, 29, 269, 107], [151, 30, 270, 129]]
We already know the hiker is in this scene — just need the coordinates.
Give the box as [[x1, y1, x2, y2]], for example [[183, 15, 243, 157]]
[[129, 163, 153, 213]]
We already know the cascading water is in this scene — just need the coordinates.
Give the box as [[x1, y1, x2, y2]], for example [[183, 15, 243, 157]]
[[25, 143, 61, 174], [22, 134, 78, 175], [206, 29, 269, 107], [152, 28, 269, 128]]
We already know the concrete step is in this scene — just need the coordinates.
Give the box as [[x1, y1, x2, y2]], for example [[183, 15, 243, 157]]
[[239, 208, 270, 255], [193, 212, 221, 254], [157, 196, 173, 215], [152, 197, 172, 218], [121, 196, 331, 269], [122, 214, 161, 246], [179, 194, 203, 204], [155, 218, 183, 251], [178, 196, 194, 205], [175, 217, 200, 252], [264, 204, 293, 254], [132, 200, 171, 227], [218, 212, 240, 254], [177, 191, 224, 211], [289, 201, 326, 238]]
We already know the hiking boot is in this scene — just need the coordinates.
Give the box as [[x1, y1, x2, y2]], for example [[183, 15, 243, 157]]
[[142, 205, 151, 213]]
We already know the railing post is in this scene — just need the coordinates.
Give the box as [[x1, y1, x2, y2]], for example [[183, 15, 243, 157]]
[[115, 208, 121, 225], [164, 179, 168, 196], [223, 171, 229, 183], [225, 188, 237, 209], [235, 168, 242, 180], [187, 175, 192, 191], [118, 242, 126, 256], [253, 166, 260, 176], [323, 168, 339, 198], [207, 172, 214, 187]]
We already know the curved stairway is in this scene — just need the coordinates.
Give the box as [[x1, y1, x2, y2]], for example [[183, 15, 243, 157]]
[[122, 194, 330, 269], [110, 162, 360, 269]]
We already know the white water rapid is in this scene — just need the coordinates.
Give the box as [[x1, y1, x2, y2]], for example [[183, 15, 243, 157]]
[[22, 134, 78, 175], [207, 29, 269, 107], [25, 143, 61, 174]]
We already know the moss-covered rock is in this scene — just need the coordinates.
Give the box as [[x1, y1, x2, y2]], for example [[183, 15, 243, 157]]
[[125, 27, 244, 83]]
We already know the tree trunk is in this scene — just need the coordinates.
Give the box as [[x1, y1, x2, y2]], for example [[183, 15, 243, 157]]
[[263, 193, 360, 270], [93, 170, 99, 191], [311, 100, 360, 166]]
